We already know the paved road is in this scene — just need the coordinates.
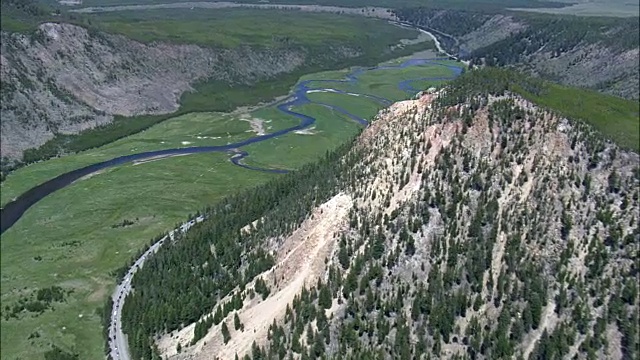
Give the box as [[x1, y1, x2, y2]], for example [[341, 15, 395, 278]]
[[108, 216, 204, 360]]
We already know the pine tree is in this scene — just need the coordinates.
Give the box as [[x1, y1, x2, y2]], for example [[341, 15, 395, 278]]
[[338, 244, 350, 270], [213, 306, 223, 325], [221, 322, 231, 344], [234, 312, 242, 331], [318, 283, 332, 309]]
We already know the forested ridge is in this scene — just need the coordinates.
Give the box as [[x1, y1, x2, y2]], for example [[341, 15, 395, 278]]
[[394, 7, 640, 100], [467, 15, 639, 64], [116, 68, 639, 360], [396, 8, 639, 51]]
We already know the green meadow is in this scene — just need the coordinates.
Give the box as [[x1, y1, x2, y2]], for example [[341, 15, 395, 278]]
[[1, 112, 256, 206], [241, 103, 366, 170], [90, 8, 398, 48], [521, 83, 640, 151], [1, 153, 275, 360], [304, 60, 459, 101], [306, 92, 383, 120]]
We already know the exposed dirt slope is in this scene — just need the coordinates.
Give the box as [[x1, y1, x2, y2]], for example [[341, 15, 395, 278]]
[[217, 87, 637, 359], [154, 88, 639, 359], [330, 91, 638, 359], [157, 193, 352, 359]]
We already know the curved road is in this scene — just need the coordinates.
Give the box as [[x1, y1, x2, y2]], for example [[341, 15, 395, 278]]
[[109, 216, 204, 360]]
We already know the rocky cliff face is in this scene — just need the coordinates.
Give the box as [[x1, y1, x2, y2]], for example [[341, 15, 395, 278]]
[[160, 87, 638, 359], [0, 23, 355, 160], [395, 9, 640, 100]]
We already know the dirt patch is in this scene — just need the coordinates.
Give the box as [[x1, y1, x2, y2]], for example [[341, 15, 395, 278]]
[[132, 153, 190, 166], [234, 95, 290, 115], [239, 115, 267, 136], [87, 279, 110, 303], [58, 279, 91, 290], [240, 217, 264, 235], [605, 323, 624, 360], [160, 193, 352, 359], [294, 126, 317, 135]]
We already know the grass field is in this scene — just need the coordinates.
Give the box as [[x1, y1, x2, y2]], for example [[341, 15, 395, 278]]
[[304, 61, 459, 101], [241, 103, 365, 170], [0, 112, 260, 206], [509, 0, 639, 17], [0, 153, 276, 360], [0, 53, 459, 359], [519, 83, 640, 151], [50, 0, 568, 10], [89, 8, 396, 48], [306, 92, 383, 120]]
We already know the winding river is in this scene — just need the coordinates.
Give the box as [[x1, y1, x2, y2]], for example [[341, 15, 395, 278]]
[[0, 57, 463, 234]]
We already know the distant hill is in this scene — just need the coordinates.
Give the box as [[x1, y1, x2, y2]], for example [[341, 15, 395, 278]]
[[395, 8, 640, 100]]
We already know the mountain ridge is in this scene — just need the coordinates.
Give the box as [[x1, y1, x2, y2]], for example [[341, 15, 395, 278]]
[[121, 69, 639, 360]]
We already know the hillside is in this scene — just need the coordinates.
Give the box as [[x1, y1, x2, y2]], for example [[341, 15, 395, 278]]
[[120, 69, 639, 360], [394, 8, 640, 100], [0, 23, 310, 158], [0, 8, 426, 178]]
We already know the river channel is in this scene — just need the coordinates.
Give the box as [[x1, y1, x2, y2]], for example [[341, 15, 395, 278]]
[[0, 57, 463, 234]]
